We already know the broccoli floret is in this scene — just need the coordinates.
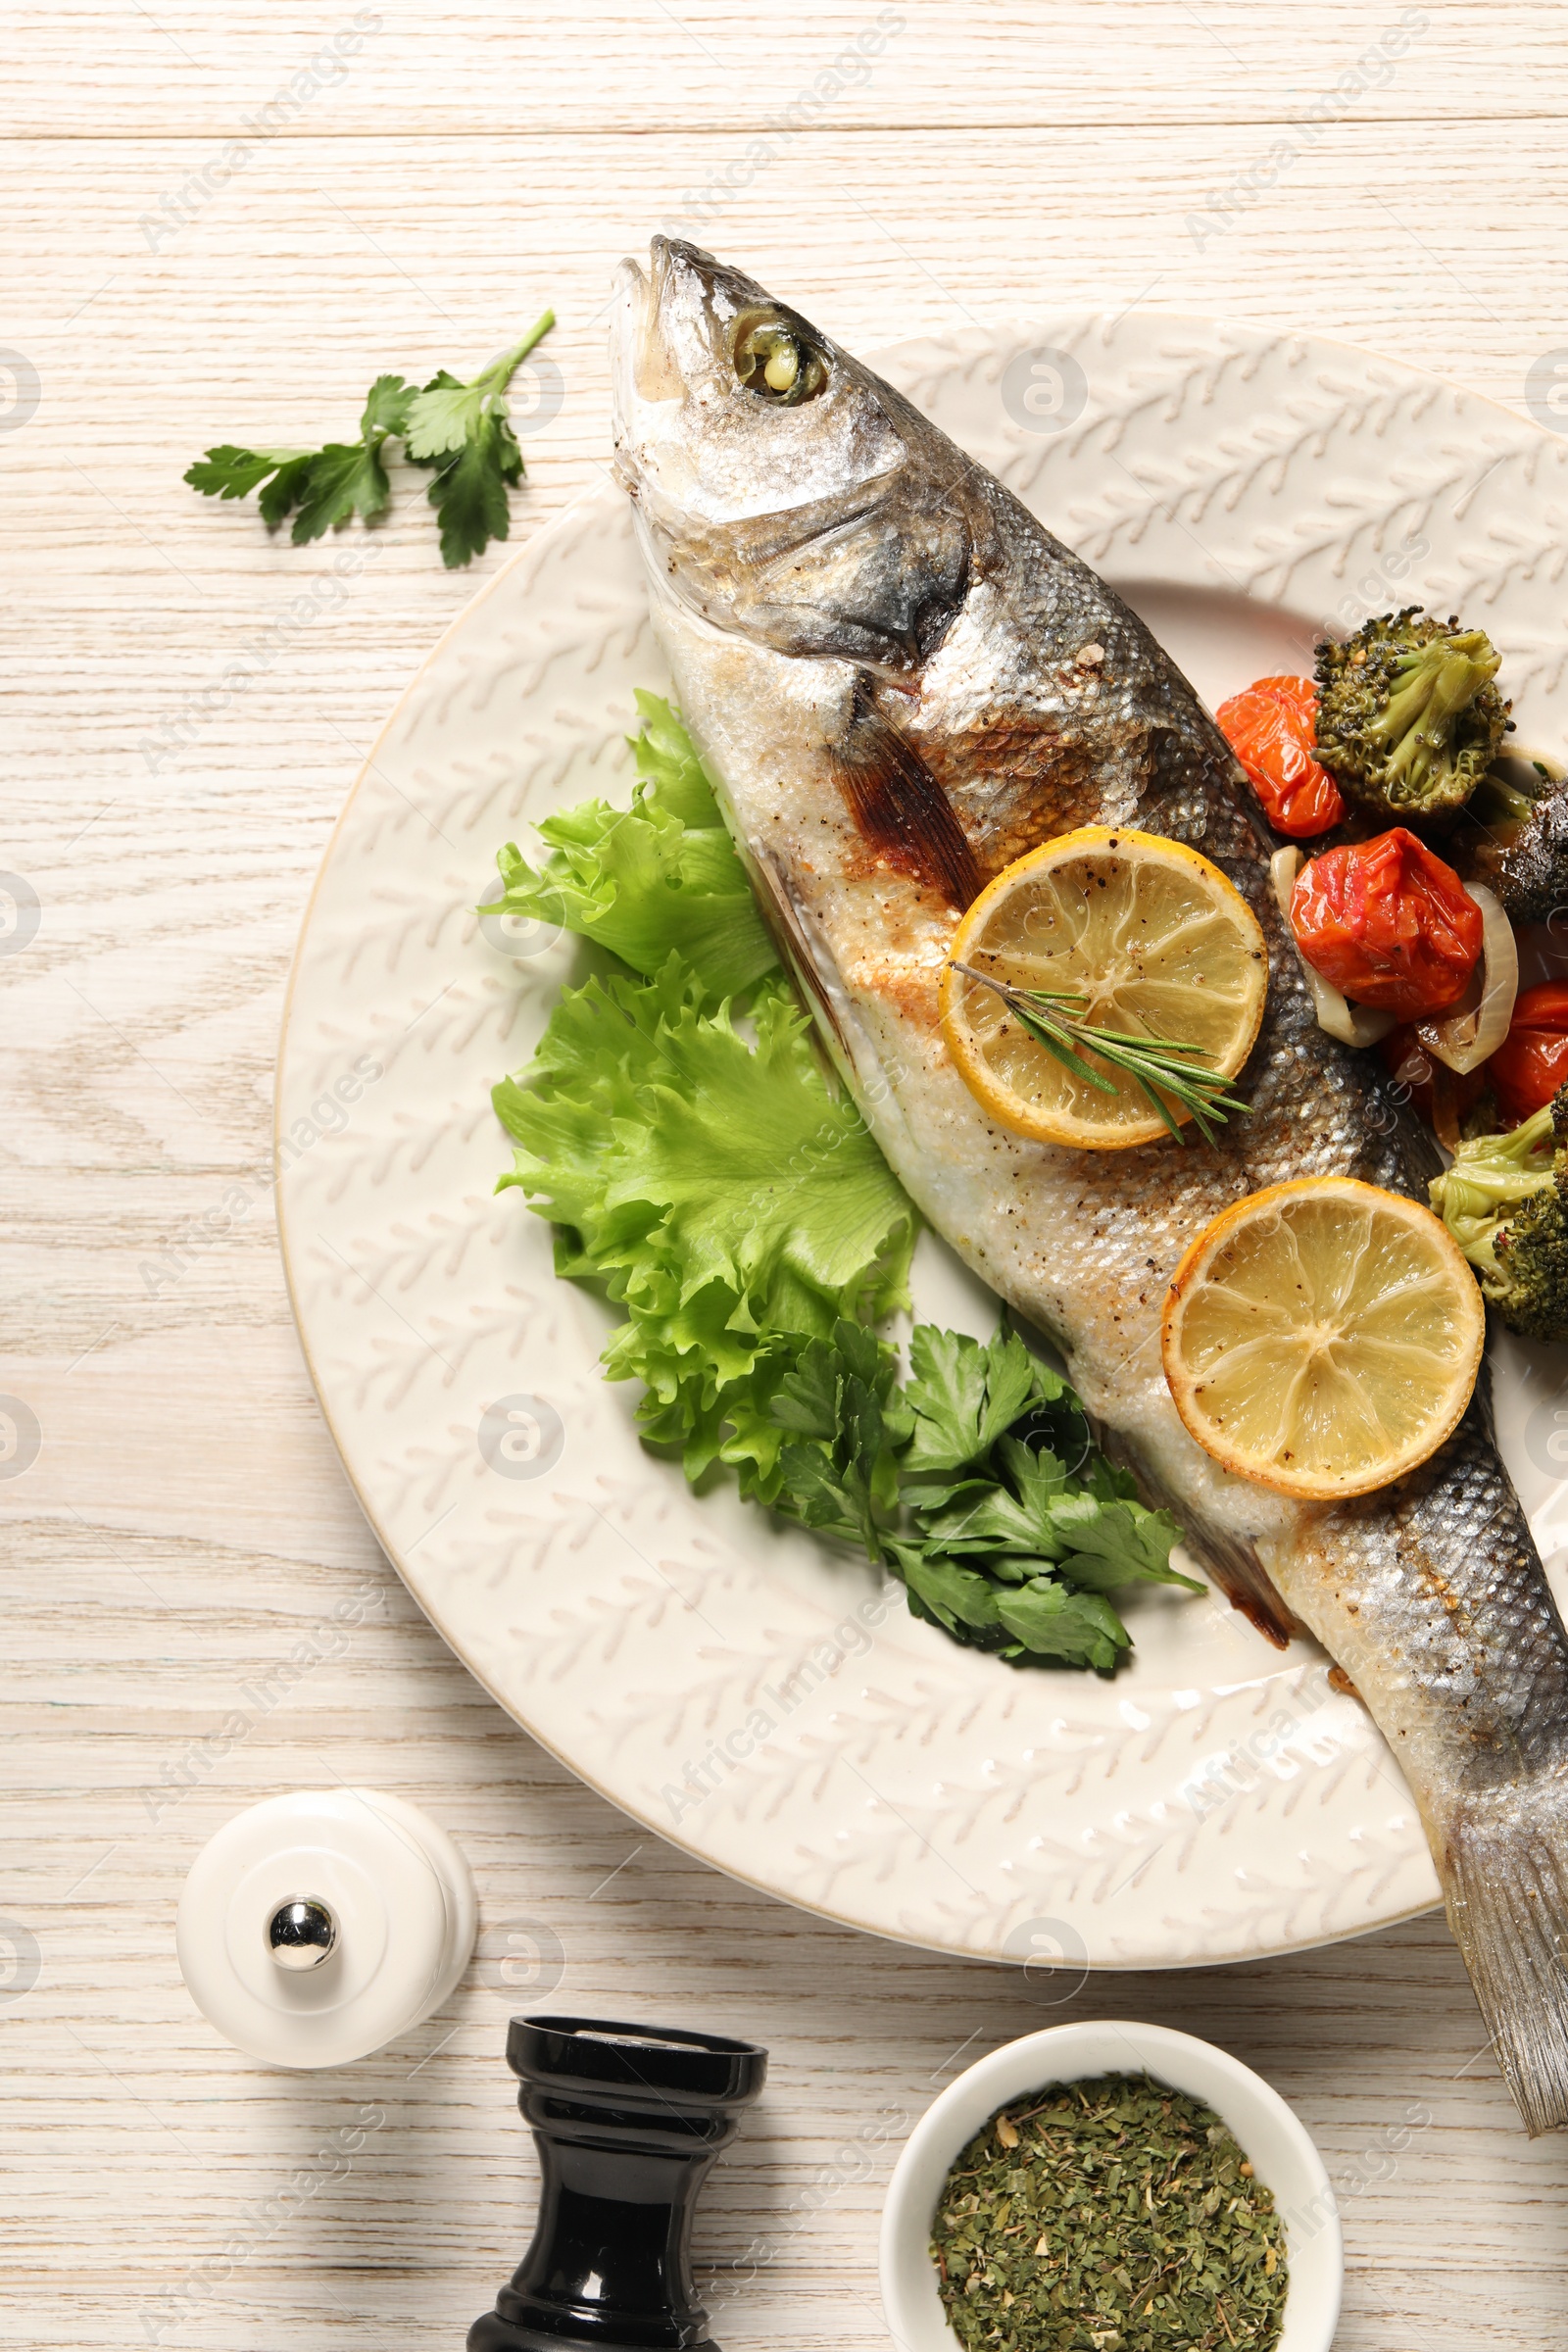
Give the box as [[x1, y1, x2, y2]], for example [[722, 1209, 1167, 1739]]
[[1468, 770, 1568, 924], [1314, 608, 1511, 817], [1430, 1085, 1568, 1341], [1492, 1190, 1568, 1342]]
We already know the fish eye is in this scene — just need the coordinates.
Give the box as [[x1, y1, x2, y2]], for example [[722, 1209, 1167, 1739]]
[[733, 318, 829, 406]]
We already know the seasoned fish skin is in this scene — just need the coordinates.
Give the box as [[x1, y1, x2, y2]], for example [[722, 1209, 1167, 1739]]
[[610, 238, 1568, 2131]]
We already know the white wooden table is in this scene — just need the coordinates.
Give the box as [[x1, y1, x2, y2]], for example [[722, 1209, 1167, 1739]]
[[8, 6, 1568, 2343]]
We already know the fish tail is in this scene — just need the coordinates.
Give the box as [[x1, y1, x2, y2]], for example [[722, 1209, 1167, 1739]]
[[1446, 1779, 1568, 2135]]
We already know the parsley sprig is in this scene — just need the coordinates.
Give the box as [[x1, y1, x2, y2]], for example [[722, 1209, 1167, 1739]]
[[184, 310, 555, 567], [950, 960, 1249, 1146], [769, 1322, 1200, 1673]]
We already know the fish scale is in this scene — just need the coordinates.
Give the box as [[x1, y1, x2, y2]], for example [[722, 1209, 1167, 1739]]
[[611, 235, 1568, 2133]]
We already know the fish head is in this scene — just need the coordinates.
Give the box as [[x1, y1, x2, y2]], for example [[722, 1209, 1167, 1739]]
[[611, 237, 895, 518], [611, 238, 972, 671]]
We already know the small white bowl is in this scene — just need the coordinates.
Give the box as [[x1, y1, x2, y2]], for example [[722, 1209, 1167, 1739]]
[[881, 2020, 1342, 2352]]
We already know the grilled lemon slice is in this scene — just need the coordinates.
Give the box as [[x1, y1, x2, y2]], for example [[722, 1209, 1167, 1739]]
[[939, 827, 1267, 1150], [1161, 1176, 1485, 1499]]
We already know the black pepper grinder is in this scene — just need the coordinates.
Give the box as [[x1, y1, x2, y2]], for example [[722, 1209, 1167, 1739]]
[[468, 2013, 769, 2352]]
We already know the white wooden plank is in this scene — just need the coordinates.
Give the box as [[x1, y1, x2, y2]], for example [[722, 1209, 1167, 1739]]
[[7, 1, 1565, 135]]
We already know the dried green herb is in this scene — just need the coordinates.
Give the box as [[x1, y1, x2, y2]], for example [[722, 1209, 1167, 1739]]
[[929, 2073, 1288, 2352]]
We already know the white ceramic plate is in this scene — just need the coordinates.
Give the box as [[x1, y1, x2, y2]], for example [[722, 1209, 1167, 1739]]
[[277, 309, 1568, 1972]]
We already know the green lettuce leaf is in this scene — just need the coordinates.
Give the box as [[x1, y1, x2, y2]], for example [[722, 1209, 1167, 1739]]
[[483, 693, 776, 1001], [495, 957, 915, 1498]]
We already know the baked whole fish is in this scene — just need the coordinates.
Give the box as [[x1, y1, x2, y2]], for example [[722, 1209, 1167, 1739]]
[[610, 237, 1568, 2133]]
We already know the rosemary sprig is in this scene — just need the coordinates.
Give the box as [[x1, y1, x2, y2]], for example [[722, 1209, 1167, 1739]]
[[950, 961, 1250, 1147]]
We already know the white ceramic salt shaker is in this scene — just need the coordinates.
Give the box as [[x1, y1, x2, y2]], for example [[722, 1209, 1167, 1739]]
[[176, 1788, 477, 2069]]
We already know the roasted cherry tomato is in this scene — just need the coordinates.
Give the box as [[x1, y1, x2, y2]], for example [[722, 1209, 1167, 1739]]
[[1486, 983, 1568, 1122], [1290, 828, 1483, 1018], [1215, 675, 1346, 838]]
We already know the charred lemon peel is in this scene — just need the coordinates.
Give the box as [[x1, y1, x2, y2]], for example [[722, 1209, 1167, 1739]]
[[1161, 1176, 1485, 1500], [1313, 608, 1511, 818], [939, 827, 1268, 1151]]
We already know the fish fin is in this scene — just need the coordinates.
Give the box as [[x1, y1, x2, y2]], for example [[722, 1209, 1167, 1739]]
[[1160, 1503, 1300, 1651], [1097, 1426, 1300, 1649], [747, 847, 852, 1057], [1446, 1783, 1568, 2135], [828, 673, 983, 909]]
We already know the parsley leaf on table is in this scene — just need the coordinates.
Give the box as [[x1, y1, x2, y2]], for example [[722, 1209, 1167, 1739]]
[[182, 445, 312, 505], [411, 412, 519, 568], [402, 316, 554, 566], [184, 371, 414, 543], [183, 312, 555, 565]]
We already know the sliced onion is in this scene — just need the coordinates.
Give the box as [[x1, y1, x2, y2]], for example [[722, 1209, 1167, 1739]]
[[1269, 847, 1398, 1049], [1415, 882, 1517, 1074]]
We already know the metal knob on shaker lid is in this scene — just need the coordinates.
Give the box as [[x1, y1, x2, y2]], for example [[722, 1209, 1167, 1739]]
[[267, 1896, 339, 1971], [175, 1788, 476, 2069]]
